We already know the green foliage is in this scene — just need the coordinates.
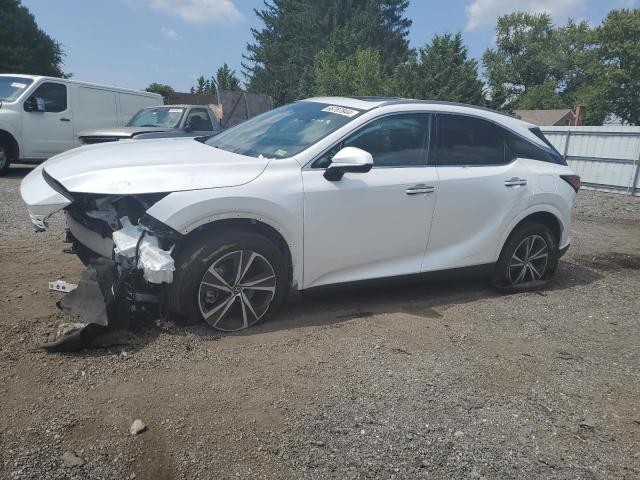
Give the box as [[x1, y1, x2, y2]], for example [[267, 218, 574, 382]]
[[213, 63, 241, 91], [0, 0, 67, 77], [191, 64, 241, 96], [315, 48, 389, 97], [596, 9, 640, 125], [392, 33, 484, 105], [145, 83, 174, 103], [244, 0, 411, 105]]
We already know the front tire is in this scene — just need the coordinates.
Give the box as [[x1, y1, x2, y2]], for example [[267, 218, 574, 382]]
[[492, 222, 559, 291], [168, 229, 288, 331], [0, 140, 11, 175]]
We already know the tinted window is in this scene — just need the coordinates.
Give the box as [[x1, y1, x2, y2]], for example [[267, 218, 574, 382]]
[[186, 108, 214, 131], [25, 82, 67, 112], [430, 114, 505, 166], [315, 114, 429, 168], [505, 131, 555, 163]]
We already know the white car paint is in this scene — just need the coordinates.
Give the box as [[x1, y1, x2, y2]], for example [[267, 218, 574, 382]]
[[21, 97, 577, 293]]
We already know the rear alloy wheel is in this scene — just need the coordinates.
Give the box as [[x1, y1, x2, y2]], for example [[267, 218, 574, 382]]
[[507, 234, 549, 284], [492, 222, 559, 291], [198, 249, 277, 331]]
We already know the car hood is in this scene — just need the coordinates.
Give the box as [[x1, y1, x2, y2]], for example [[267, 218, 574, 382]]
[[78, 126, 174, 138], [43, 137, 270, 195]]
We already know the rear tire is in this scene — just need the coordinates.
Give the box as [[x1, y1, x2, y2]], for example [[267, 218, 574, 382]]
[[168, 229, 288, 331], [492, 222, 559, 292], [0, 140, 11, 175]]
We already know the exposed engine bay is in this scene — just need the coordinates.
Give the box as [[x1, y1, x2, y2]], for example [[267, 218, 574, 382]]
[[46, 192, 183, 351]]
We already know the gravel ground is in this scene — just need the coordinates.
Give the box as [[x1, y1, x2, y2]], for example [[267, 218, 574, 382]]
[[1, 165, 639, 480]]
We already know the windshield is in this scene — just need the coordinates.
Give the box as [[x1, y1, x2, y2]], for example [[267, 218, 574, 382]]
[[126, 107, 185, 128], [0, 76, 34, 101], [205, 101, 362, 158]]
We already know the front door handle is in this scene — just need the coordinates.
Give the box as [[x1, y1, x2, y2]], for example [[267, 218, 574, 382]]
[[60, 118, 71, 122], [504, 177, 527, 187], [405, 184, 435, 195]]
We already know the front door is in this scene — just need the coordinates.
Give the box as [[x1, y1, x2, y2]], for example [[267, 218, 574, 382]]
[[21, 81, 74, 159], [302, 113, 438, 289]]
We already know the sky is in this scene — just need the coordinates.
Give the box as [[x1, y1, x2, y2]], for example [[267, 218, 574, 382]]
[[21, 0, 637, 93]]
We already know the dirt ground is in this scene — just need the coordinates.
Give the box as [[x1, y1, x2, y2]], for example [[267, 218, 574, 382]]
[[1, 165, 639, 480]]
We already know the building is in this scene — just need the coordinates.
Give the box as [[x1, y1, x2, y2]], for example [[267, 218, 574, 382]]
[[514, 106, 586, 126]]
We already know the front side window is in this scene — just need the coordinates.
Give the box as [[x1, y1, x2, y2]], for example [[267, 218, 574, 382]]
[[206, 101, 362, 159], [315, 113, 430, 168], [127, 107, 185, 128], [0, 76, 33, 101], [186, 108, 214, 131], [430, 114, 505, 166], [24, 82, 67, 112]]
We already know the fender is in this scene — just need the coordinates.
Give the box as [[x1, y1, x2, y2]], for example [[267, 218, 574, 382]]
[[146, 190, 304, 290], [495, 203, 567, 260], [0, 120, 22, 159]]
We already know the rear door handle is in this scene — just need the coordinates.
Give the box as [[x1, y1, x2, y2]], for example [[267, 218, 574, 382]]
[[405, 184, 435, 195], [60, 118, 71, 122], [504, 177, 527, 187]]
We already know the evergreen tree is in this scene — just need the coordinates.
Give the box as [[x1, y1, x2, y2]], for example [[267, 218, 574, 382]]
[[213, 63, 241, 91], [392, 33, 484, 105], [244, 0, 411, 105]]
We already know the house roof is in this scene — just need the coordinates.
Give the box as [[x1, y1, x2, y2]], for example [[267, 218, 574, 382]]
[[513, 109, 574, 126]]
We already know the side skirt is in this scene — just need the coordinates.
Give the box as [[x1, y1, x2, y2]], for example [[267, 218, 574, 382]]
[[298, 263, 496, 297]]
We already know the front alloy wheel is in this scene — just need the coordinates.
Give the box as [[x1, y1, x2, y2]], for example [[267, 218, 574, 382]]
[[198, 250, 277, 331]]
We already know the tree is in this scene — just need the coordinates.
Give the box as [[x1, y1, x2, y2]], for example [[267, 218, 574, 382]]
[[244, 0, 412, 105], [0, 0, 67, 77], [315, 48, 389, 97], [212, 63, 241, 91], [392, 33, 484, 105], [145, 83, 174, 103], [483, 12, 565, 111], [596, 9, 640, 125], [193, 75, 207, 95]]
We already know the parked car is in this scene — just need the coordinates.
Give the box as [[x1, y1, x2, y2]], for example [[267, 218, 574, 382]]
[[21, 97, 580, 334], [78, 105, 222, 145], [0, 74, 162, 174]]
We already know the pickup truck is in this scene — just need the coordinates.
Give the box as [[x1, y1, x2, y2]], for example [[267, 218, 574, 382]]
[[78, 105, 222, 144]]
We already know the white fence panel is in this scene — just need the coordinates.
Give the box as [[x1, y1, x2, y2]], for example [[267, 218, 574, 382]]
[[540, 126, 640, 196]]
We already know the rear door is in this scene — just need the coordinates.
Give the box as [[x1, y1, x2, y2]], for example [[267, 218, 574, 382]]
[[423, 113, 532, 272], [21, 81, 75, 159], [302, 113, 438, 288]]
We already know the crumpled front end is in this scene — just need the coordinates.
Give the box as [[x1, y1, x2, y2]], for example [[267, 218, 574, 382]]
[[20, 165, 182, 351]]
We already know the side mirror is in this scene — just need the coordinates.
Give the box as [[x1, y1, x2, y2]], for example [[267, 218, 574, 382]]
[[24, 96, 45, 112], [183, 121, 193, 132], [323, 147, 373, 181]]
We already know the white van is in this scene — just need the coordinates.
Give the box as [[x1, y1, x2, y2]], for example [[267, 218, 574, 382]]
[[0, 74, 163, 174]]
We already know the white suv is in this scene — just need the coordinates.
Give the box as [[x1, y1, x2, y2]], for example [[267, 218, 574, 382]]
[[21, 97, 580, 332]]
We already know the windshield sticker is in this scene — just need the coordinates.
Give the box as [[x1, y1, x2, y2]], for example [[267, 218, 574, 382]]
[[322, 105, 359, 117], [169, 108, 182, 113], [274, 149, 287, 157], [11, 82, 27, 89]]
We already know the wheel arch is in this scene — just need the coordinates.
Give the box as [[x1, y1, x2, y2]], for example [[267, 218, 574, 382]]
[[496, 207, 565, 259], [180, 216, 296, 289], [0, 129, 19, 160]]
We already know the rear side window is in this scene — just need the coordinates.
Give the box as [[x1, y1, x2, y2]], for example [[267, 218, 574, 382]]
[[504, 131, 558, 163], [25, 82, 67, 112], [430, 114, 505, 166]]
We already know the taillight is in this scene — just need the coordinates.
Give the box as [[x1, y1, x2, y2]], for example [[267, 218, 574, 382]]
[[560, 174, 581, 193]]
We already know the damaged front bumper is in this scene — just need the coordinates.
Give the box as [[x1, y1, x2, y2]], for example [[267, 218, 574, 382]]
[[21, 165, 182, 351]]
